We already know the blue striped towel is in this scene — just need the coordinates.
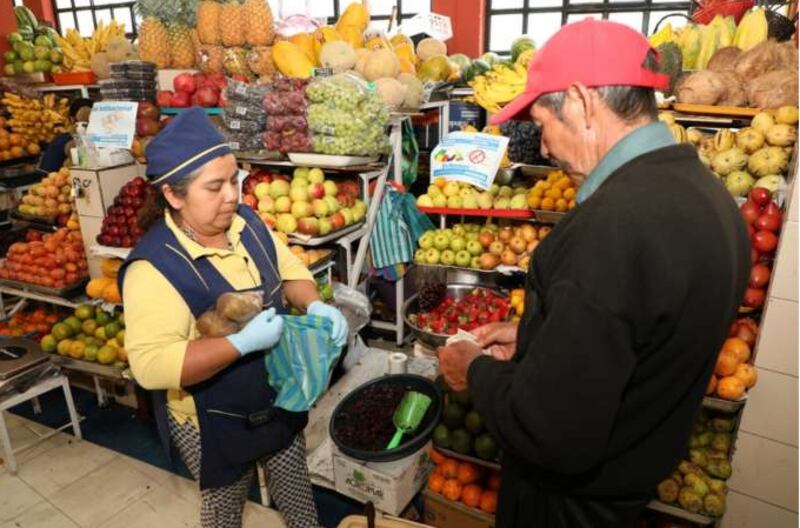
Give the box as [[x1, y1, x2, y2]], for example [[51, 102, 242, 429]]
[[265, 315, 342, 412]]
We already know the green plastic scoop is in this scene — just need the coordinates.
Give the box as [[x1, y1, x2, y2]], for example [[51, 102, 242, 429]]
[[386, 391, 432, 450]]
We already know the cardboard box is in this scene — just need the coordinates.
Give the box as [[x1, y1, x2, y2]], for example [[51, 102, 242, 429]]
[[422, 490, 495, 528], [333, 444, 434, 516], [71, 163, 138, 218]]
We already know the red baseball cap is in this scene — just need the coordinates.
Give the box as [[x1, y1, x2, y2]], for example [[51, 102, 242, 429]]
[[489, 19, 670, 125]]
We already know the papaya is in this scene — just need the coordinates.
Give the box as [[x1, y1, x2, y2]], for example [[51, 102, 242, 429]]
[[272, 41, 314, 79], [289, 32, 317, 64], [336, 3, 370, 33]]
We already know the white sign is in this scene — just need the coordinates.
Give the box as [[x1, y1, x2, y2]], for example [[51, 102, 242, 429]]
[[430, 132, 509, 190], [87, 101, 138, 149]]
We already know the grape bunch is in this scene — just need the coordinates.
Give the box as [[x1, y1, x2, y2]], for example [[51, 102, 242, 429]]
[[306, 77, 365, 112], [307, 105, 371, 136], [501, 121, 548, 165], [312, 129, 390, 156]]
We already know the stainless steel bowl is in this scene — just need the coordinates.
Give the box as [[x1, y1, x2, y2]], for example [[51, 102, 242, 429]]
[[402, 283, 507, 348]]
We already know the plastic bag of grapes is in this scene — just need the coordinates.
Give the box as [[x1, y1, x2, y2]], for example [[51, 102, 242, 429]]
[[265, 115, 308, 133], [226, 78, 270, 106], [305, 73, 373, 113]]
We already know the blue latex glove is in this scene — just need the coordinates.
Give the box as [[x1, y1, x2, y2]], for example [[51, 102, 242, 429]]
[[227, 308, 284, 356], [307, 301, 348, 347]]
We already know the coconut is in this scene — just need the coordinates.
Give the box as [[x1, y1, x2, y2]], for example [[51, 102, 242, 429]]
[[775, 42, 798, 71], [676, 71, 727, 105], [707, 47, 742, 72], [734, 40, 781, 80], [374, 77, 406, 109], [716, 72, 747, 107], [746, 69, 799, 109]]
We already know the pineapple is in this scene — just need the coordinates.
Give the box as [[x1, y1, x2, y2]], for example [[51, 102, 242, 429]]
[[242, 0, 274, 46], [246, 46, 275, 79], [137, 17, 171, 68], [220, 2, 246, 47], [169, 24, 196, 69], [197, 44, 225, 74], [197, 1, 221, 45], [223, 47, 254, 80]]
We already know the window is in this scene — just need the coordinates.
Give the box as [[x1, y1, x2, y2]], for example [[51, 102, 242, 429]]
[[486, 0, 692, 55], [52, 0, 138, 37]]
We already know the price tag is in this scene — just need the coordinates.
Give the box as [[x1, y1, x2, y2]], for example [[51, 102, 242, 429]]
[[430, 132, 509, 190], [229, 120, 241, 130]]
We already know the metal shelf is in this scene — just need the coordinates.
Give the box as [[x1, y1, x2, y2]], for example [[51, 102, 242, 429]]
[[703, 395, 747, 414], [646, 500, 716, 525], [289, 222, 366, 248], [50, 355, 130, 381], [238, 157, 387, 174], [0, 285, 85, 309]]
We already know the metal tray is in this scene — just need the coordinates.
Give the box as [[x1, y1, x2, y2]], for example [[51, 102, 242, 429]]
[[414, 263, 525, 276], [11, 209, 58, 226], [437, 447, 501, 471], [646, 500, 716, 525], [288, 153, 379, 167], [50, 355, 129, 380], [703, 394, 747, 413], [532, 210, 567, 224], [0, 278, 88, 298], [289, 221, 365, 247]]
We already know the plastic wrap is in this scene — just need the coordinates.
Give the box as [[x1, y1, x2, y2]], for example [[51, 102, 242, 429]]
[[224, 103, 267, 121], [263, 129, 312, 154], [265, 115, 308, 133], [222, 114, 264, 133], [222, 128, 265, 152], [226, 77, 271, 105], [262, 90, 308, 115]]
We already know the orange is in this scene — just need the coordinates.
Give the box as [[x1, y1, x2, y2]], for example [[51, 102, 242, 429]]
[[563, 188, 576, 200], [545, 188, 562, 200], [434, 177, 447, 189], [488, 471, 501, 491], [440, 458, 459, 479], [26, 143, 41, 155], [101, 258, 123, 279], [555, 199, 568, 212], [568, 200, 577, 210], [0, 150, 10, 161], [479, 489, 498, 514], [706, 374, 718, 395], [86, 277, 112, 299], [0, 138, 9, 150], [721, 337, 751, 364], [540, 197, 555, 211], [10, 146, 24, 158], [716, 376, 746, 400], [462, 484, 483, 508], [734, 363, 758, 389], [429, 448, 447, 466], [528, 196, 542, 209], [715, 350, 739, 377], [456, 462, 482, 485], [427, 472, 445, 493], [102, 281, 122, 304], [554, 177, 572, 190], [442, 479, 462, 501], [530, 187, 544, 198], [8, 133, 22, 147]]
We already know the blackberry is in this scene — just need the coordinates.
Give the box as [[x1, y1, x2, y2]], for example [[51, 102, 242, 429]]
[[502, 121, 549, 165], [418, 281, 447, 312]]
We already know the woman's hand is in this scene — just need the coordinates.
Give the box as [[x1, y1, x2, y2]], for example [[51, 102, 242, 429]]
[[308, 301, 349, 347], [227, 308, 284, 355], [472, 321, 519, 361]]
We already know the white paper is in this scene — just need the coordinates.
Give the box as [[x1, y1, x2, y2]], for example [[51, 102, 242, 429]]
[[430, 131, 510, 190], [87, 101, 138, 150]]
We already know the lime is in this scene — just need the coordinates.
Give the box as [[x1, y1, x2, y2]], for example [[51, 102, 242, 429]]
[[40, 334, 57, 353], [116, 312, 125, 328], [104, 322, 121, 339], [474, 434, 499, 461], [464, 410, 484, 434], [63, 316, 82, 334], [51, 322, 72, 340], [97, 345, 116, 365], [94, 327, 107, 341], [22, 61, 35, 73], [84, 345, 99, 362], [68, 340, 85, 359], [81, 319, 98, 335], [442, 403, 466, 429], [95, 309, 111, 325], [49, 49, 62, 64], [7, 32, 22, 43], [56, 339, 72, 356], [75, 304, 94, 320], [3, 64, 13, 76], [12, 60, 23, 74], [33, 46, 49, 60], [432, 424, 451, 449], [115, 329, 125, 346], [453, 389, 472, 408], [3, 50, 16, 62], [34, 35, 52, 48], [451, 429, 473, 455]]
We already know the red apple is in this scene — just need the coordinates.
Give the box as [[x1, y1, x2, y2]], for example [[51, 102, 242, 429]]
[[330, 212, 345, 231], [742, 287, 766, 308], [748, 263, 771, 288], [740, 201, 760, 225], [297, 217, 320, 236], [749, 187, 771, 207], [206, 73, 226, 90], [170, 91, 191, 108], [195, 86, 220, 107], [137, 101, 160, 120], [173, 73, 197, 94], [754, 213, 782, 233], [752, 230, 778, 254], [157, 90, 174, 107], [242, 194, 258, 209], [136, 118, 160, 137]]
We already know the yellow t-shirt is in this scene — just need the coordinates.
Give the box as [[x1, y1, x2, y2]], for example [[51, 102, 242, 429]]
[[122, 211, 314, 425]]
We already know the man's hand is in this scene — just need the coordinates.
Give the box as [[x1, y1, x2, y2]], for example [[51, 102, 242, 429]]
[[472, 321, 519, 361], [437, 340, 483, 392]]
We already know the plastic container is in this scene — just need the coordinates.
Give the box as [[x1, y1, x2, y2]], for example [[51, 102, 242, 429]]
[[53, 71, 97, 86], [123, 60, 156, 73], [109, 71, 129, 80], [128, 80, 157, 90], [125, 70, 157, 81], [109, 62, 127, 74]]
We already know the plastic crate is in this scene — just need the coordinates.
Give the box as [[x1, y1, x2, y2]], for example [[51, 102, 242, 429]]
[[53, 71, 97, 86]]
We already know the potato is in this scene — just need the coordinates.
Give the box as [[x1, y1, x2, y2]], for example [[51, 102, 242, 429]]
[[216, 291, 263, 323], [196, 310, 240, 337]]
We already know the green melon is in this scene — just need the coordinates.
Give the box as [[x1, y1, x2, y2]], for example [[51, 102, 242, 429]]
[[511, 36, 535, 62]]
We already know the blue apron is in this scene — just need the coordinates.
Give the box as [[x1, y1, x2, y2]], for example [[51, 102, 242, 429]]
[[118, 205, 307, 489]]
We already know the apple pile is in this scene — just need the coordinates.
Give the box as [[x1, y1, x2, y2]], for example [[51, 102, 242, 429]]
[[96, 176, 154, 248], [408, 287, 511, 335], [0, 228, 88, 288], [241, 167, 366, 237], [416, 180, 530, 211], [414, 223, 547, 271], [157, 72, 228, 109], [17, 166, 73, 225], [739, 187, 783, 310]]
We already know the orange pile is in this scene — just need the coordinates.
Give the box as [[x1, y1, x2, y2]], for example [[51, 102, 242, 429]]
[[0, 306, 62, 339], [707, 337, 758, 401], [85, 258, 123, 304], [527, 170, 577, 212], [427, 448, 499, 515], [0, 117, 40, 162]]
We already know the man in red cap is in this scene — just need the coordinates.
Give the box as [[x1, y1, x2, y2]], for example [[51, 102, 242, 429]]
[[437, 19, 750, 527]]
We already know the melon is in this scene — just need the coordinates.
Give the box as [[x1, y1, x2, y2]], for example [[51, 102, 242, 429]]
[[416, 37, 447, 62], [418, 55, 452, 82], [363, 48, 400, 81], [398, 73, 424, 109], [510, 36, 535, 62], [320, 41, 357, 72], [449, 53, 471, 71], [463, 59, 490, 83], [374, 77, 406, 109]]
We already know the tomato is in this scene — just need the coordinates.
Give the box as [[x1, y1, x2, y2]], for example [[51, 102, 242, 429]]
[[742, 287, 766, 308], [748, 264, 771, 289], [65, 272, 78, 284], [752, 230, 778, 254], [754, 213, 782, 233]]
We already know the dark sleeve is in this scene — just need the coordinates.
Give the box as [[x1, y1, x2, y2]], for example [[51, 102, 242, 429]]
[[37, 134, 71, 173], [468, 279, 636, 475]]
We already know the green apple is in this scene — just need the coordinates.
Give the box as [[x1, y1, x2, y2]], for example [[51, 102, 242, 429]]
[[424, 248, 441, 265], [443, 181, 460, 197], [446, 195, 463, 208], [466, 240, 483, 256], [494, 197, 510, 209], [293, 167, 310, 179], [323, 180, 338, 196], [289, 186, 309, 203], [290, 177, 308, 189], [254, 181, 270, 199], [323, 195, 339, 213], [462, 195, 478, 209], [418, 232, 435, 249], [452, 224, 465, 236], [488, 184, 500, 196], [440, 249, 456, 266], [477, 192, 494, 209], [414, 249, 426, 264], [432, 194, 447, 207], [498, 186, 513, 198], [466, 232, 479, 242], [274, 196, 292, 213], [449, 236, 466, 252], [269, 180, 290, 198], [308, 168, 325, 183], [459, 187, 474, 198], [318, 217, 332, 235], [471, 256, 481, 269], [416, 194, 434, 207], [22, 61, 35, 73], [427, 185, 442, 197], [509, 194, 528, 210], [433, 232, 450, 251], [455, 250, 471, 267]]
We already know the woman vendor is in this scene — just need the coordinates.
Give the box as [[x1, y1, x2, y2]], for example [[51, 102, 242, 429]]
[[119, 107, 348, 528]]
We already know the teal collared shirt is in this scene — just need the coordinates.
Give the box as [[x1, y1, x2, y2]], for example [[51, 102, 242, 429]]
[[576, 122, 676, 204]]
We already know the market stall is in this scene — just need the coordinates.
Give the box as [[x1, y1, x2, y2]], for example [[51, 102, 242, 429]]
[[0, 1, 797, 527]]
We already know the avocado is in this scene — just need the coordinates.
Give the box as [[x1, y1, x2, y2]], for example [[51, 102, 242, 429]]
[[442, 403, 466, 429], [451, 429, 473, 455], [474, 433, 499, 461]]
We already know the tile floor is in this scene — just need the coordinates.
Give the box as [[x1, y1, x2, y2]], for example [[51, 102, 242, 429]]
[[0, 412, 288, 528]]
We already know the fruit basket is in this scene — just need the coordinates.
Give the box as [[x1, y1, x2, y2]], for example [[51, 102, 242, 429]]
[[402, 284, 510, 348], [330, 374, 442, 463]]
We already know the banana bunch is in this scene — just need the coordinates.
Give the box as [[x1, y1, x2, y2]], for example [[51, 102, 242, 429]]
[[733, 8, 768, 51], [54, 21, 127, 72], [2, 92, 70, 143], [466, 63, 527, 115]]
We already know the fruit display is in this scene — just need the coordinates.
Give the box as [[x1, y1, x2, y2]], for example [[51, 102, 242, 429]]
[[427, 448, 499, 515], [52, 22, 133, 77], [655, 411, 734, 517], [305, 74, 391, 156], [433, 381, 500, 462], [739, 188, 784, 310], [465, 61, 528, 115], [158, 72, 228, 109], [0, 118, 40, 163], [2, 6, 63, 76], [509, 288, 525, 321], [41, 304, 126, 366], [414, 223, 545, 272], [16, 166, 74, 224], [96, 176, 154, 248], [0, 228, 88, 289], [707, 334, 758, 401], [262, 78, 310, 154], [0, 305, 65, 340], [135, 0, 198, 70], [241, 166, 366, 236], [1, 92, 70, 146], [663, 107, 798, 198], [409, 287, 511, 335], [416, 179, 531, 211], [500, 121, 548, 166], [86, 258, 123, 305], [288, 246, 331, 269], [527, 170, 578, 212]]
